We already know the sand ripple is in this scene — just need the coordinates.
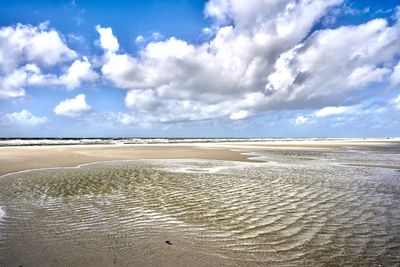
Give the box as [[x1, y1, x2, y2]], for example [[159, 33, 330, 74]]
[[0, 148, 399, 266]]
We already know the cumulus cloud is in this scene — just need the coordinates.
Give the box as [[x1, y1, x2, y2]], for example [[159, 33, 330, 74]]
[[0, 64, 56, 99], [0, 22, 76, 72], [263, 19, 400, 108], [60, 57, 98, 89], [0, 57, 97, 99], [94, 0, 400, 125], [2, 110, 47, 126], [53, 94, 92, 118], [98, 0, 349, 122], [0, 66, 30, 99], [0, 23, 79, 99], [96, 25, 119, 52]]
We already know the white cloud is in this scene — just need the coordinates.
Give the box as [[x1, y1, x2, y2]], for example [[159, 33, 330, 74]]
[[0, 57, 97, 98], [204, 0, 231, 24], [95, 25, 119, 52], [315, 106, 354, 117], [0, 23, 76, 73], [117, 113, 138, 126], [390, 62, 400, 86], [230, 110, 249, 120], [263, 18, 400, 108], [0, 67, 29, 99], [295, 116, 308, 125], [135, 35, 145, 44], [151, 32, 163, 41], [347, 65, 391, 88], [95, 0, 400, 124], [124, 89, 231, 123], [0, 64, 57, 99], [0, 23, 77, 99], [53, 94, 92, 118], [101, 54, 138, 89], [60, 57, 98, 89], [3, 110, 47, 126], [202, 27, 214, 36], [134, 33, 166, 46], [125, 89, 159, 111]]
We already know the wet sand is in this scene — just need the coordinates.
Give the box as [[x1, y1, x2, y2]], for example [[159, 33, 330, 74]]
[[345, 164, 400, 169], [0, 145, 253, 176], [1, 138, 399, 176], [0, 139, 400, 266]]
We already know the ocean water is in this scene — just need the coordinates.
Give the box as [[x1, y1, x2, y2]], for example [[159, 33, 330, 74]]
[[0, 146, 399, 266], [0, 137, 284, 146], [0, 137, 390, 146]]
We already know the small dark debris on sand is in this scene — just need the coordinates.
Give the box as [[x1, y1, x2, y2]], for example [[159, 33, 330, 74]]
[[165, 240, 173, 245]]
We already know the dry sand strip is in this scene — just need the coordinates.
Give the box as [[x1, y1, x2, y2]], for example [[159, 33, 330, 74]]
[[0, 145, 257, 176]]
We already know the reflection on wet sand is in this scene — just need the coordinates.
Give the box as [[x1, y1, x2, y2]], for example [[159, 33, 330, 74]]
[[0, 145, 399, 266]]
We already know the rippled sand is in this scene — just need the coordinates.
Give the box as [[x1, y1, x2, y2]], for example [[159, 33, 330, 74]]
[[0, 146, 399, 266]]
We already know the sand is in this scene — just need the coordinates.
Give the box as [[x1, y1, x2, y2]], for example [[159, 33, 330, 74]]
[[1, 139, 399, 266], [1, 138, 399, 176], [0, 144, 254, 176], [345, 164, 400, 169]]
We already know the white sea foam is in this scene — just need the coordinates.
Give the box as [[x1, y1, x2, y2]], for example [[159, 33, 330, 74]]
[[0, 206, 5, 222], [160, 166, 230, 174], [2, 137, 394, 147]]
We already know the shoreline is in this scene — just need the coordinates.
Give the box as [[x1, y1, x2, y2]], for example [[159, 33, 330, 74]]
[[0, 144, 257, 176], [1, 139, 399, 176], [0, 158, 259, 179]]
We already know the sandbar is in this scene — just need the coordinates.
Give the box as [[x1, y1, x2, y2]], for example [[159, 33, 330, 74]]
[[1, 138, 399, 176]]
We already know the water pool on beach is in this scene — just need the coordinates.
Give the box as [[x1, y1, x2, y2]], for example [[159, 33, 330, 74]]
[[0, 147, 399, 266]]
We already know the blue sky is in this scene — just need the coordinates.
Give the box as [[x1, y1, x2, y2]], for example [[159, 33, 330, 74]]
[[0, 0, 400, 137]]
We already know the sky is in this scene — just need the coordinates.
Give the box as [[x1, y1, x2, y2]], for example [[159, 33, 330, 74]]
[[0, 0, 400, 137]]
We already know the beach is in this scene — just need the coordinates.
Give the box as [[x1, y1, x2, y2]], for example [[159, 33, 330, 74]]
[[0, 138, 399, 266], [0, 144, 253, 177], [1, 138, 399, 176]]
